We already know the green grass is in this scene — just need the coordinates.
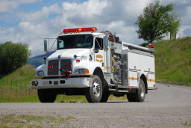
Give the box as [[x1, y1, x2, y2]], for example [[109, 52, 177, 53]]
[[56, 95, 87, 103], [0, 65, 35, 88], [183, 121, 191, 127], [155, 37, 191, 86], [0, 114, 76, 128], [56, 95, 126, 103], [0, 65, 39, 102]]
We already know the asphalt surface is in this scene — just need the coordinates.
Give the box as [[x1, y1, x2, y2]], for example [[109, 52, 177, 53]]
[[0, 83, 191, 128]]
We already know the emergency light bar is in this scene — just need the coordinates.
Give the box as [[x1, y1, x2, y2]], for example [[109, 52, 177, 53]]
[[63, 27, 97, 33]]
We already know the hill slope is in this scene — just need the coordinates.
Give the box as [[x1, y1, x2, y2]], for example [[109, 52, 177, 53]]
[[0, 65, 38, 102], [155, 37, 191, 86]]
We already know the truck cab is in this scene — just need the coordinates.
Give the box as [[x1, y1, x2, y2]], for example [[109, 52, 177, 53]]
[[32, 27, 156, 103]]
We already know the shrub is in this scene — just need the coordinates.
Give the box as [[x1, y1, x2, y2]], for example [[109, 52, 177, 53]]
[[0, 41, 29, 76]]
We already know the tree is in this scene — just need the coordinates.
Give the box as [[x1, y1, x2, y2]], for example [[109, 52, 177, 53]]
[[0, 41, 29, 76], [136, 2, 180, 43]]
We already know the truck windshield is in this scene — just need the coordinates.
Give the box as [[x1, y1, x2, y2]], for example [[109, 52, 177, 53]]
[[57, 34, 93, 49]]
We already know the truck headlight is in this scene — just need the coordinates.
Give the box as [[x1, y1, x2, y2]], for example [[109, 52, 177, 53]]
[[74, 68, 89, 74], [36, 70, 44, 76]]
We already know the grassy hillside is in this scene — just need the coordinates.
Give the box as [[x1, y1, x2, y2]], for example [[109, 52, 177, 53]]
[[155, 37, 191, 86], [0, 65, 38, 102]]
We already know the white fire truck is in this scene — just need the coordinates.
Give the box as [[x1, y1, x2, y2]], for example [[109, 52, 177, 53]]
[[31, 27, 156, 103]]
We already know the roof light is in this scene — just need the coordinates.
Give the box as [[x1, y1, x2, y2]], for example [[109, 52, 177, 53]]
[[63, 27, 97, 33]]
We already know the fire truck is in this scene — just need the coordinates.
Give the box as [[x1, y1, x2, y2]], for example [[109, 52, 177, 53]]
[[31, 27, 156, 103]]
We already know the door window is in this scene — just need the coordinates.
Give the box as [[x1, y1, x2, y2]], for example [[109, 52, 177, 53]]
[[95, 38, 103, 50]]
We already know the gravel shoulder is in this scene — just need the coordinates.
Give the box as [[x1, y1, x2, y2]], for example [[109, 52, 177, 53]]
[[0, 83, 191, 128]]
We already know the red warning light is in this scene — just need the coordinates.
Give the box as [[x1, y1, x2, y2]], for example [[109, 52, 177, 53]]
[[48, 66, 53, 69], [76, 59, 80, 63], [63, 27, 97, 33]]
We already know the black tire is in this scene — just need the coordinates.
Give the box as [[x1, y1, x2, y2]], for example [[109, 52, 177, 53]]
[[38, 89, 57, 103], [86, 75, 103, 103], [127, 93, 136, 102], [127, 79, 146, 102], [100, 79, 109, 102]]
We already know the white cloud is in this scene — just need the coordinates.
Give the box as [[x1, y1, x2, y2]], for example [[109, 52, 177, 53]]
[[56, 0, 150, 26], [105, 21, 140, 43], [19, 3, 61, 22], [0, 24, 46, 56], [53, 0, 108, 27], [166, 0, 191, 5], [63, 0, 107, 17], [0, 1, 18, 13], [57, 0, 150, 42], [0, 0, 191, 56], [0, 3, 61, 55], [0, 0, 40, 13], [182, 6, 191, 25], [176, 5, 191, 38]]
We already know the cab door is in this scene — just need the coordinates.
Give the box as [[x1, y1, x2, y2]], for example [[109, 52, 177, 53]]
[[94, 37, 105, 71]]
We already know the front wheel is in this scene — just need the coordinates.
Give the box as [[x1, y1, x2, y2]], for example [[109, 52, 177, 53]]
[[38, 89, 57, 103], [100, 79, 109, 102], [86, 75, 103, 103], [127, 79, 146, 102]]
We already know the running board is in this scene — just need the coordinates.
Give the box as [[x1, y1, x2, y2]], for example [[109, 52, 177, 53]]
[[109, 88, 129, 93]]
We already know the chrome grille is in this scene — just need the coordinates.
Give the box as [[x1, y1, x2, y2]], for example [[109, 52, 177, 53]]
[[47, 59, 72, 76], [48, 60, 59, 75], [60, 59, 72, 75]]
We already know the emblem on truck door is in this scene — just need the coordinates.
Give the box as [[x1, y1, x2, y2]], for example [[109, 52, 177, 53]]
[[96, 54, 103, 63]]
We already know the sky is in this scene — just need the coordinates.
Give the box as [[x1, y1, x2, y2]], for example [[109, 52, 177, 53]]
[[0, 0, 191, 56]]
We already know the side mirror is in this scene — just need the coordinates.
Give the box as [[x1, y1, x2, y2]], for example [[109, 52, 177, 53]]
[[94, 49, 99, 53], [44, 39, 48, 53]]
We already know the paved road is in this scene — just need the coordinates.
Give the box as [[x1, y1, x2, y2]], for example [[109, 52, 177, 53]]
[[0, 83, 191, 128]]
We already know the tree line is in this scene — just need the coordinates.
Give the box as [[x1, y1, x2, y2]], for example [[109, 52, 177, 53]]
[[0, 41, 29, 76]]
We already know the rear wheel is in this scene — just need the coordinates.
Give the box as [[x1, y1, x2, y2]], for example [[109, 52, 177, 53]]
[[127, 79, 146, 102], [86, 75, 103, 103], [38, 89, 57, 103]]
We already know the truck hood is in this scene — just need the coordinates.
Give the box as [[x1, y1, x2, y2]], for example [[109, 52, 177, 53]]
[[48, 49, 91, 59]]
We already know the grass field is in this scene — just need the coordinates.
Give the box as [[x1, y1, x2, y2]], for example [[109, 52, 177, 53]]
[[0, 65, 38, 102], [0, 37, 190, 102], [0, 114, 76, 128], [155, 37, 191, 86]]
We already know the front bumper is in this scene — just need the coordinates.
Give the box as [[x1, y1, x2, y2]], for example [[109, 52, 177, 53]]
[[31, 77, 91, 89]]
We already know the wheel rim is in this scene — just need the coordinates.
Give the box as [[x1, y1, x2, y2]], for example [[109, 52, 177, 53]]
[[140, 82, 145, 98], [92, 80, 101, 98]]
